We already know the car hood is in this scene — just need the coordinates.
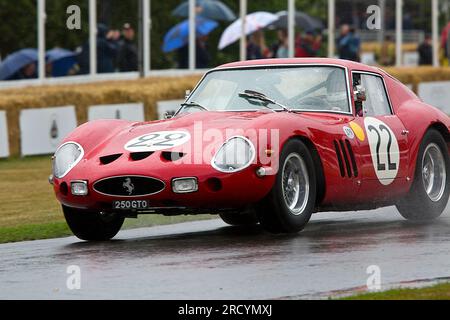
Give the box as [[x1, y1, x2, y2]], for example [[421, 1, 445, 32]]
[[83, 110, 345, 158]]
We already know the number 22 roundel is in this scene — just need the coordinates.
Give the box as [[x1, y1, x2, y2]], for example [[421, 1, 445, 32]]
[[364, 117, 400, 186], [124, 131, 191, 152]]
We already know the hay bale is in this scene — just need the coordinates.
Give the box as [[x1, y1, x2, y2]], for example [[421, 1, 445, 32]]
[[0, 75, 201, 156]]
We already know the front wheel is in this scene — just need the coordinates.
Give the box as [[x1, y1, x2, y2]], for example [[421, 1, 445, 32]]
[[396, 129, 449, 221], [257, 139, 317, 233], [63, 205, 125, 241]]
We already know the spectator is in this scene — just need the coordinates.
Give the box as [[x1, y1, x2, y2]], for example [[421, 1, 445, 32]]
[[247, 30, 270, 60], [117, 23, 138, 72], [78, 24, 120, 74], [271, 29, 289, 58], [337, 24, 360, 62], [375, 35, 395, 66], [418, 34, 433, 65], [7, 62, 36, 80], [295, 30, 321, 58], [196, 35, 210, 69], [176, 36, 211, 69]]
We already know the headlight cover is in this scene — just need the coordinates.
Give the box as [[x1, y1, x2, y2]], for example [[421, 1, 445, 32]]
[[212, 136, 256, 173], [52, 142, 84, 178]]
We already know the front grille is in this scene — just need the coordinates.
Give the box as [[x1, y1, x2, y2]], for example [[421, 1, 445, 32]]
[[93, 176, 165, 197]]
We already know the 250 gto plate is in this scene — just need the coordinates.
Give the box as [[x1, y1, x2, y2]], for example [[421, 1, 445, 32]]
[[113, 200, 150, 210]]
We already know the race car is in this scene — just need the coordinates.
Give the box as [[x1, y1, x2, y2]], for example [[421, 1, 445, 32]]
[[50, 58, 450, 241]]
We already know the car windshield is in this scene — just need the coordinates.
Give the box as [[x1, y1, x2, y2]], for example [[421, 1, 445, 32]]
[[181, 66, 350, 114]]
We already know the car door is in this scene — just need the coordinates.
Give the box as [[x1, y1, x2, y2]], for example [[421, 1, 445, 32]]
[[350, 72, 410, 202]]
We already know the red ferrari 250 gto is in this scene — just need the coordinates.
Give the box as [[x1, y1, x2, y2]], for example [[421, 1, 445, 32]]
[[50, 58, 450, 241]]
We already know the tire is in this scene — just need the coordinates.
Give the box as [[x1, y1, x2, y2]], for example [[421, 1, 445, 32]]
[[257, 139, 317, 233], [63, 205, 125, 241], [219, 211, 258, 226], [396, 129, 450, 221]]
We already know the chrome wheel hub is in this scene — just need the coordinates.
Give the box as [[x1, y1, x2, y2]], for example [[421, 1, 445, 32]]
[[282, 153, 309, 215], [422, 143, 446, 202]]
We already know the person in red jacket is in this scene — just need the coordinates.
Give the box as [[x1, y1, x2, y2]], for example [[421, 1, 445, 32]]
[[295, 30, 322, 58]]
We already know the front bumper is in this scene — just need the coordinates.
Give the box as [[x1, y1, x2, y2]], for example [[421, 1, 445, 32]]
[[52, 153, 275, 213]]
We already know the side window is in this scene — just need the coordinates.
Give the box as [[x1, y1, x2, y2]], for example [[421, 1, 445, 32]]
[[359, 74, 392, 116]]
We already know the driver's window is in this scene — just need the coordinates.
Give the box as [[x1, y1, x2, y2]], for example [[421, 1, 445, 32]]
[[355, 73, 392, 116]]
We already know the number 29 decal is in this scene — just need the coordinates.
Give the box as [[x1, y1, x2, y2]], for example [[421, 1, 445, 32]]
[[125, 131, 191, 152], [364, 117, 400, 186]]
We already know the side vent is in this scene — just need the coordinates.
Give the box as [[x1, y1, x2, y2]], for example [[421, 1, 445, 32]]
[[100, 153, 122, 165], [334, 139, 358, 178], [161, 152, 186, 162], [333, 141, 346, 178], [130, 152, 154, 161], [344, 140, 358, 177]]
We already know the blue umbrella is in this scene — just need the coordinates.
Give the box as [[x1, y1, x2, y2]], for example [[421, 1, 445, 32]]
[[172, 0, 236, 22], [46, 48, 77, 64], [46, 48, 78, 77], [0, 48, 38, 80], [163, 17, 218, 53]]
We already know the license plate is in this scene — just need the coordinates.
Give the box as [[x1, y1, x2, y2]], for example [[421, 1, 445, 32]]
[[113, 200, 150, 210]]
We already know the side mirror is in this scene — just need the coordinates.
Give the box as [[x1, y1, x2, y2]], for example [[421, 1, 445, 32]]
[[164, 111, 175, 119], [354, 85, 367, 102]]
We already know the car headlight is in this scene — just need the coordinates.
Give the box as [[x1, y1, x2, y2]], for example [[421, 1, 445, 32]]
[[52, 142, 84, 178], [212, 136, 256, 173]]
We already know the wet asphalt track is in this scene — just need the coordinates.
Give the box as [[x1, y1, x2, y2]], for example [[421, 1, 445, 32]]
[[1, 205, 450, 299]]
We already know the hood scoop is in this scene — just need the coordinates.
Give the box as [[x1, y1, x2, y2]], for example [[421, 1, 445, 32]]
[[100, 153, 122, 165], [130, 151, 154, 161]]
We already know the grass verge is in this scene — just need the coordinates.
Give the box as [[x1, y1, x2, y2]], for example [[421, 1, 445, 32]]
[[342, 283, 450, 300], [0, 156, 213, 244]]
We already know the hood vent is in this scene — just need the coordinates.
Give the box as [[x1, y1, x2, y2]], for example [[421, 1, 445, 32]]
[[100, 153, 122, 165], [161, 152, 186, 162], [130, 151, 154, 161]]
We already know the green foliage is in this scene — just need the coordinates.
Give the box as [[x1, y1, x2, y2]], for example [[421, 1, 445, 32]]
[[342, 282, 450, 300]]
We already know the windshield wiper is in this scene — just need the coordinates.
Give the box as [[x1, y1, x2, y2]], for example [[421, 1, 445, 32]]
[[179, 102, 209, 112], [238, 90, 291, 112]]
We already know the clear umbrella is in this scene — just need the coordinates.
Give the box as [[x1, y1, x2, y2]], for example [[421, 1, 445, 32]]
[[218, 12, 279, 50], [172, 0, 236, 22]]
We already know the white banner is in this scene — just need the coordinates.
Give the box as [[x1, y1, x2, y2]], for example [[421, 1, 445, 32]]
[[403, 52, 419, 67], [156, 100, 184, 120], [20, 106, 77, 156], [418, 81, 450, 115], [88, 103, 145, 122], [0, 111, 9, 158]]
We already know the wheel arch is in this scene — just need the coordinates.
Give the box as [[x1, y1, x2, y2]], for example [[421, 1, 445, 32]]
[[427, 122, 450, 157], [287, 135, 326, 207], [428, 122, 450, 142]]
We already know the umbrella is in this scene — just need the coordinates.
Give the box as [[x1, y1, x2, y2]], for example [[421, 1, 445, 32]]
[[269, 11, 324, 31], [46, 48, 77, 64], [218, 12, 278, 50], [46, 48, 78, 77], [163, 17, 218, 53], [0, 48, 38, 80], [172, 0, 236, 22]]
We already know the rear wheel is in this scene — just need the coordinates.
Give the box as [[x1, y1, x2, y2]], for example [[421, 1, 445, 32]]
[[63, 205, 125, 241], [219, 211, 258, 226], [396, 129, 449, 221], [257, 139, 317, 233]]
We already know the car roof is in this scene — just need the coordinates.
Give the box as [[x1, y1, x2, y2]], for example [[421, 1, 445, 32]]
[[216, 58, 383, 74]]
